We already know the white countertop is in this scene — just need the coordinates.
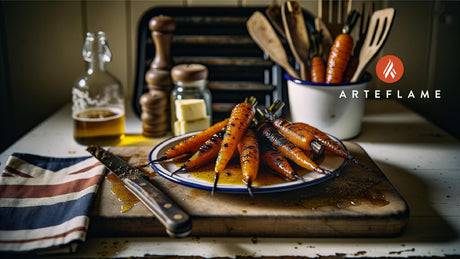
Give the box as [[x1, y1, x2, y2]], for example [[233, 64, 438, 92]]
[[1, 99, 459, 258]]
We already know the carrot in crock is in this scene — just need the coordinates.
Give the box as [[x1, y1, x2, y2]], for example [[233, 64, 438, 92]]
[[325, 10, 360, 84], [311, 56, 326, 83], [310, 32, 326, 83]]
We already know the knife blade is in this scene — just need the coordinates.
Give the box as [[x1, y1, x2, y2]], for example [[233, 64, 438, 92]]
[[86, 145, 192, 238]]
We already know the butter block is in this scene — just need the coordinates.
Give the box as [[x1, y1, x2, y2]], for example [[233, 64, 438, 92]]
[[175, 99, 207, 121], [174, 116, 210, 135]]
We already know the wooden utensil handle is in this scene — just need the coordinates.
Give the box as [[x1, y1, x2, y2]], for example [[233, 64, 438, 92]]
[[124, 176, 192, 238], [300, 63, 310, 81]]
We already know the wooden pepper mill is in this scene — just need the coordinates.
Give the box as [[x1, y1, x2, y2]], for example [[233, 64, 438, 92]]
[[139, 15, 176, 137], [140, 70, 171, 137]]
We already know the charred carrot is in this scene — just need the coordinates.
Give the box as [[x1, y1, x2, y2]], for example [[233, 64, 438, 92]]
[[152, 118, 229, 163], [293, 122, 349, 158], [271, 117, 324, 155], [213, 97, 257, 194], [237, 129, 259, 196], [294, 122, 375, 172], [325, 10, 360, 84], [257, 122, 332, 175], [263, 100, 347, 159], [310, 32, 326, 83], [260, 146, 299, 181], [262, 100, 324, 155], [172, 126, 226, 174]]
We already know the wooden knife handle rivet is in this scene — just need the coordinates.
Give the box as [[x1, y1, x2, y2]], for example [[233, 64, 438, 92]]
[[174, 214, 184, 220], [164, 203, 172, 208]]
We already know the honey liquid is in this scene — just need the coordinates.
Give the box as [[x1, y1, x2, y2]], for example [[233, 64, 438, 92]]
[[177, 159, 298, 187], [105, 172, 139, 213], [73, 108, 125, 145]]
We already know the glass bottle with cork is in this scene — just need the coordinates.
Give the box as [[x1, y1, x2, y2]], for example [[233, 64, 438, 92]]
[[72, 31, 125, 145], [170, 64, 212, 136]]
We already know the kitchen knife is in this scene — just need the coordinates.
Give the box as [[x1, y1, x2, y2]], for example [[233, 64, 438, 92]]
[[86, 145, 192, 238]]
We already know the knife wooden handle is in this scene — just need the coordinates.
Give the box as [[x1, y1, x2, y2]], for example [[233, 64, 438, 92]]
[[124, 175, 192, 238]]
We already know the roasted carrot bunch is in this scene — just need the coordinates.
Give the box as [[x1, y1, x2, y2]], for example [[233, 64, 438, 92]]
[[155, 98, 370, 196]]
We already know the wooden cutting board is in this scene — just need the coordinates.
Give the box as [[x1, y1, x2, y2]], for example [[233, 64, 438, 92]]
[[89, 142, 409, 237]]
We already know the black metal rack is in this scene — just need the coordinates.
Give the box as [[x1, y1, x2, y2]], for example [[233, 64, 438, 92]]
[[133, 7, 290, 123]]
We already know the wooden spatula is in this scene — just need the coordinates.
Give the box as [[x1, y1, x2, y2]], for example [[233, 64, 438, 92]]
[[351, 8, 395, 82]]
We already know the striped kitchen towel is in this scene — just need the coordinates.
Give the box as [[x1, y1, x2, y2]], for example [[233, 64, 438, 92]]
[[0, 153, 106, 253]]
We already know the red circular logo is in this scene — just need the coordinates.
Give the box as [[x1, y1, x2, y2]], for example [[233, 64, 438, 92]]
[[376, 55, 404, 83]]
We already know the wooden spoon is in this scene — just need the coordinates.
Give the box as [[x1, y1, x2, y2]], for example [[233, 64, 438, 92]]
[[351, 8, 395, 82], [282, 0, 311, 81], [246, 11, 299, 79], [265, 5, 286, 39]]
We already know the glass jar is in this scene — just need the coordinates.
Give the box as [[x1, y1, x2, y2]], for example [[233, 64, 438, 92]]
[[72, 31, 125, 145], [170, 64, 212, 136]]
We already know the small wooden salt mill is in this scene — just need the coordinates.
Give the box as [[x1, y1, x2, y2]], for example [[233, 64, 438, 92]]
[[139, 15, 176, 137]]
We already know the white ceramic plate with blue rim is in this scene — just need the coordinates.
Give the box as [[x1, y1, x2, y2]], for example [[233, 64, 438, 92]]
[[149, 131, 349, 194]]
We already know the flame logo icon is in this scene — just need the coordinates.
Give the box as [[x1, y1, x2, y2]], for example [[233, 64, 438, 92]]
[[376, 55, 404, 83], [383, 59, 397, 79]]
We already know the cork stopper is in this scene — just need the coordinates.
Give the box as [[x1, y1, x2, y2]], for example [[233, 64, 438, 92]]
[[171, 64, 208, 82], [149, 16, 176, 32]]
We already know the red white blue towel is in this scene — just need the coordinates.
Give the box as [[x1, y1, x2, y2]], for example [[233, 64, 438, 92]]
[[0, 153, 105, 253]]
